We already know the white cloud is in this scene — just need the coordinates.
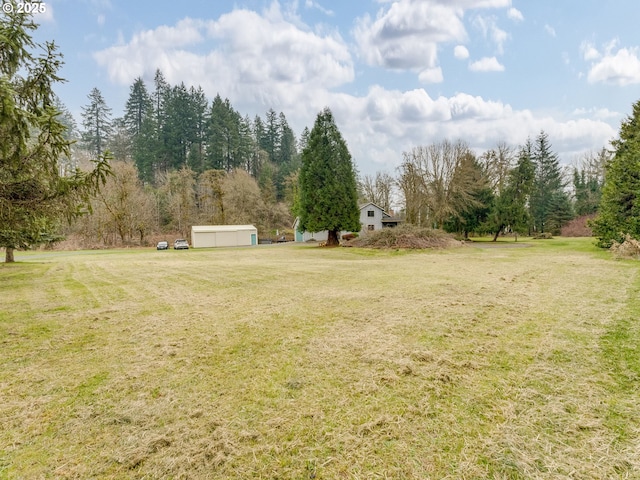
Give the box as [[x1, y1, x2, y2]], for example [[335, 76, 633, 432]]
[[305, 0, 334, 16], [580, 41, 600, 61], [572, 107, 620, 120], [336, 87, 616, 173], [581, 39, 640, 86], [353, 1, 466, 71], [507, 7, 523, 22], [544, 24, 556, 37], [469, 56, 505, 72], [472, 14, 509, 54], [419, 67, 444, 84], [587, 47, 640, 86], [454, 45, 470, 60], [93, 6, 353, 100]]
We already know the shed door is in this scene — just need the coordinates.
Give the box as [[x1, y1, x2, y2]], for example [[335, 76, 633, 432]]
[[251, 233, 257, 246]]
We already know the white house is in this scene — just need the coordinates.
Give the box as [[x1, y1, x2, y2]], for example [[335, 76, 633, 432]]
[[294, 203, 400, 242], [191, 225, 258, 248]]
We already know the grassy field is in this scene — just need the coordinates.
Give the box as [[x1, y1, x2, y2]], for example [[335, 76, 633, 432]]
[[1, 238, 640, 479]]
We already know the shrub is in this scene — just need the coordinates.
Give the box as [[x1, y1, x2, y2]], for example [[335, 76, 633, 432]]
[[533, 232, 553, 239], [561, 214, 596, 237], [344, 225, 461, 249], [610, 235, 640, 260]]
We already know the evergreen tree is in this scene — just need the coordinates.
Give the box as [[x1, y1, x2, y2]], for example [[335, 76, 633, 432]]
[[444, 157, 494, 238], [239, 115, 256, 175], [277, 112, 297, 166], [263, 109, 279, 162], [529, 131, 572, 233], [0, 7, 110, 262], [573, 148, 608, 216], [298, 126, 310, 152], [207, 94, 241, 171], [592, 100, 640, 247], [188, 86, 208, 172], [123, 77, 152, 137], [298, 108, 360, 246], [152, 69, 170, 172], [109, 117, 132, 161], [487, 145, 535, 241], [53, 96, 79, 175], [81, 87, 113, 157], [123, 78, 156, 183]]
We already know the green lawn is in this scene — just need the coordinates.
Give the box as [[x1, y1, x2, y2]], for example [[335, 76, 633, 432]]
[[1, 238, 639, 479]]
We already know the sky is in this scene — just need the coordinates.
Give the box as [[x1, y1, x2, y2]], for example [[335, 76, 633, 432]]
[[24, 0, 640, 175]]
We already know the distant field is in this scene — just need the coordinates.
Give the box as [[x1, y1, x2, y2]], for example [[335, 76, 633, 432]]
[[2, 238, 640, 479]]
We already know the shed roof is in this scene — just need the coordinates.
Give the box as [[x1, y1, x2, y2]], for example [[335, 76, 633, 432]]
[[192, 225, 257, 233]]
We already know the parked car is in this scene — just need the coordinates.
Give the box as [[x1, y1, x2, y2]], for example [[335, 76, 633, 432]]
[[174, 239, 189, 250], [156, 241, 169, 250]]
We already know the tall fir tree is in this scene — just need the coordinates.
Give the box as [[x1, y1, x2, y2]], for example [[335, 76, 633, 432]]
[[207, 94, 241, 171], [529, 131, 572, 233], [298, 108, 360, 246], [81, 87, 113, 157], [123, 77, 152, 137], [123, 78, 156, 182], [0, 6, 110, 262], [487, 145, 535, 241], [592, 100, 640, 247]]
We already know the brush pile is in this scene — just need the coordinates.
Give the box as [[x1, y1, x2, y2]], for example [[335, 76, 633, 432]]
[[344, 224, 462, 249]]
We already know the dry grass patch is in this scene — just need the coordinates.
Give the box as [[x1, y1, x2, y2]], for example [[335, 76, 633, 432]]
[[1, 239, 640, 478]]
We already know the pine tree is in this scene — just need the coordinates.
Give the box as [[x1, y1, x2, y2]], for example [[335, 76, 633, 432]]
[[298, 108, 360, 246], [0, 6, 110, 262], [207, 94, 241, 171], [81, 87, 113, 157], [124, 77, 152, 137], [592, 100, 640, 247], [487, 145, 535, 241], [529, 131, 572, 233], [123, 78, 156, 183]]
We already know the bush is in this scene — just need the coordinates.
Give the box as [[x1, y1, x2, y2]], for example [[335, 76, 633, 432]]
[[533, 232, 553, 239], [561, 214, 596, 237], [610, 235, 640, 260], [344, 225, 461, 249]]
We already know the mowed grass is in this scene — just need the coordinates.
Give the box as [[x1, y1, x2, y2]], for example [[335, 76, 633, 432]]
[[1, 238, 640, 479]]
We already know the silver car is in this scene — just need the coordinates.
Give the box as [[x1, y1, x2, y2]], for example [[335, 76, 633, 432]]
[[174, 239, 189, 250]]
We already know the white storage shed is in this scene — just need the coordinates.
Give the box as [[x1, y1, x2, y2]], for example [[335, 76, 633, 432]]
[[191, 225, 258, 248]]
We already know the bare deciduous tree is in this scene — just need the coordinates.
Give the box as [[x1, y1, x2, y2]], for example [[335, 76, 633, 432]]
[[398, 140, 484, 228], [360, 172, 395, 213]]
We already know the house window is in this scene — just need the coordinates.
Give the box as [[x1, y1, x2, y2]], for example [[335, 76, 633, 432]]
[[367, 210, 375, 217], [367, 224, 375, 231]]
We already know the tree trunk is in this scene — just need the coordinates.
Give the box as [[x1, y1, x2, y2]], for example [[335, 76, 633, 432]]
[[492, 227, 502, 242], [5, 247, 15, 263], [326, 230, 340, 246]]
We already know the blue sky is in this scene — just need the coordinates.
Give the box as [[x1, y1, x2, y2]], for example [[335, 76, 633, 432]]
[[27, 0, 640, 175]]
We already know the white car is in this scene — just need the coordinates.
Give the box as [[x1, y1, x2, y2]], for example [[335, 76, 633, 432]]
[[174, 239, 189, 250]]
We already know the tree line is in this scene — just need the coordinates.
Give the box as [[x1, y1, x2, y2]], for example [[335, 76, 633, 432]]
[[389, 132, 607, 240], [76, 73, 302, 201]]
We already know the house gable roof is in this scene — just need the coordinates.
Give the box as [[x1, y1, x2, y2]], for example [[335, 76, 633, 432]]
[[359, 202, 391, 218]]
